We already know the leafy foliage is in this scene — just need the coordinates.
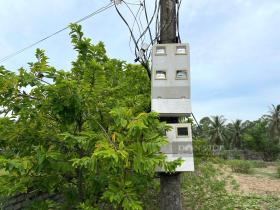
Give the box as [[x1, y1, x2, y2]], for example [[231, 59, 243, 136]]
[[227, 119, 244, 149], [193, 106, 280, 160], [265, 104, 280, 144], [182, 162, 234, 210], [0, 24, 181, 209], [182, 141, 280, 210]]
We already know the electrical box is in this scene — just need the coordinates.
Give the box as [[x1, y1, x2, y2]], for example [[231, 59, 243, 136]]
[[152, 43, 194, 172], [156, 123, 194, 172], [151, 43, 191, 116]]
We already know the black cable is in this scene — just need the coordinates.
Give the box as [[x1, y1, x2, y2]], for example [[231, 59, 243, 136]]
[[146, 7, 178, 61], [143, 0, 154, 44], [135, 0, 158, 49], [155, 0, 161, 43], [124, 1, 143, 38], [113, 1, 151, 79], [75, 3, 113, 24], [153, 2, 177, 44], [139, 0, 158, 79], [192, 113, 203, 131], [138, 5, 146, 46], [177, 0, 182, 43], [113, 1, 140, 58], [0, 2, 114, 64], [124, 1, 143, 54], [134, 0, 158, 65]]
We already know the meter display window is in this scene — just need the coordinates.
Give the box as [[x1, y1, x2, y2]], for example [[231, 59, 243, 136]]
[[176, 46, 187, 54], [155, 46, 166, 55], [176, 70, 188, 80], [177, 127, 188, 137], [155, 70, 167, 80]]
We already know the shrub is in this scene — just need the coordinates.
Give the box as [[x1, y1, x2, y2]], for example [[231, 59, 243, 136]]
[[182, 140, 237, 209], [250, 160, 267, 168], [182, 163, 235, 210], [228, 160, 253, 174], [182, 162, 280, 209], [192, 138, 213, 160], [277, 161, 280, 178]]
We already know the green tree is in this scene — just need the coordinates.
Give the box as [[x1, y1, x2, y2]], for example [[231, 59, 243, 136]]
[[0, 24, 180, 210], [194, 117, 211, 139], [242, 118, 280, 161], [227, 119, 244, 149], [265, 104, 280, 144], [208, 116, 226, 148]]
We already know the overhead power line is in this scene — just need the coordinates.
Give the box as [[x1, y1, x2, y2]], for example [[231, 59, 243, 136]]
[[0, 2, 114, 64], [192, 112, 203, 131], [112, 0, 183, 79]]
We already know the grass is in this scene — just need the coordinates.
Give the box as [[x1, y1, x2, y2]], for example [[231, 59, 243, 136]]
[[253, 166, 279, 179], [249, 160, 267, 168], [228, 160, 253, 174], [226, 159, 280, 179], [182, 161, 280, 210], [231, 194, 280, 210], [224, 160, 280, 209], [277, 161, 280, 178]]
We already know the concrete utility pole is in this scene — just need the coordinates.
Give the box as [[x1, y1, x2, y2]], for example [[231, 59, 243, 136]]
[[160, 0, 177, 44], [159, 1, 182, 210]]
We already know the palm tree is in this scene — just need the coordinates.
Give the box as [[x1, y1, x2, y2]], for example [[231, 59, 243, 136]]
[[265, 104, 280, 144], [228, 119, 244, 149], [208, 116, 226, 148], [197, 117, 211, 138]]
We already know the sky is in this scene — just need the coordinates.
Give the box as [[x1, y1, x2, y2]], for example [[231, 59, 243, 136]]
[[0, 0, 279, 122]]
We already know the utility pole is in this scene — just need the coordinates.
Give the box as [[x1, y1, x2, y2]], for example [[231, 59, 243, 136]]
[[160, 0, 177, 44], [159, 1, 182, 210]]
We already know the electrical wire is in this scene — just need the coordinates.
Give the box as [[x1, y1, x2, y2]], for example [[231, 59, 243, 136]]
[[155, 0, 161, 43], [143, 0, 154, 44], [124, 1, 143, 54], [145, 2, 177, 60], [113, 1, 140, 58], [135, 0, 158, 55], [137, 5, 146, 48], [124, 1, 143, 39], [176, 0, 182, 43], [152, 1, 177, 44], [138, 0, 158, 78], [125, 1, 142, 6], [0, 2, 114, 64], [114, 0, 182, 79], [113, 1, 151, 79], [192, 113, 203, 131], [113, 0, 158, 72], [136, 1, 157, 47]]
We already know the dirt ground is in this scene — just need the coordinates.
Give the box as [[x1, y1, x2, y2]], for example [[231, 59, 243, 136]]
[[229, 165, 280, 196]]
